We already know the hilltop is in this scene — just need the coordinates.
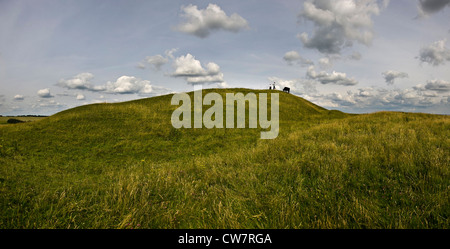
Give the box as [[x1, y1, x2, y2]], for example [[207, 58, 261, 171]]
[[0, 88, 448, 229]]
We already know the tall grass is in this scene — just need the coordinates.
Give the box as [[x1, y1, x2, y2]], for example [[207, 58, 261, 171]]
[[0, 90, 448, 228]]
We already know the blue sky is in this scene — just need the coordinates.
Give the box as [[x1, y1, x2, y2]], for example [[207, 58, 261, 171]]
[[1, 0, 449, 115]]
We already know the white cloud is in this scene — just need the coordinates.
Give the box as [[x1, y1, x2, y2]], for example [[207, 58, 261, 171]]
[[318, 57, 332, 68], [57, 72, 96, 90], [283, 50, 314, 66], [37, 88, 54, 98], [418, 39, 450, 66], [327, 92, 358, 106], [283, 50, 301, 62], [103, 76, 154, 94], [57, 73, 170, 95], [136, 62, 146, 69], [76, 93, 85, 100], [303, 85, 449, 112], [141, 55, 169, 70], [171, 53, 225, 85], [13, 95, 24, 100], [306, 66, 358, 86], [175, 3, 249, 38], [298, 0, 386, 54], [382, 70, 409, 85], [356, 87, 375, 97], [138, 48, 178, 70], [165, 48, 178, 60], [216, 82, 229, 88], [101, 76, 171, 95]]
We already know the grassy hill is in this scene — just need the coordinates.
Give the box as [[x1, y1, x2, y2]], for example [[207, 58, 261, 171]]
[[0, 88, 448, 228]]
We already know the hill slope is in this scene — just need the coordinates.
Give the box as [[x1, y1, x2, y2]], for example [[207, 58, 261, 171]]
[[0, 88, 344, 163], [0, 88, 448, 229]]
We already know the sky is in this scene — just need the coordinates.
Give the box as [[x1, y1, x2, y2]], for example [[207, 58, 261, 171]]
[[0, 0, 449, 115]]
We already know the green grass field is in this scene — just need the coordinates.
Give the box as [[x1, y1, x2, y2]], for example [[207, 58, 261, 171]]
[[0, 88, 448, 228]]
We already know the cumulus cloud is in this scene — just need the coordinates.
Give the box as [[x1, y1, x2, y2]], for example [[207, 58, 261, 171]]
[[283, 50, 301, 62], [13, 95, 24, 101], [318, 57, 332, 68], [382, 70, 409, 85], [306, 66, 358, 86], [283, 50, 314, 66], [76, 94, 85, 100], [102, 76, 155, 94], [175, 3, 249, 38], [298, 0, 386, 54], [304, 84, 448, 112], [57, 73, 170, 95], [165, 48, 178, 60], [424, 79, 450, 92], [37, 88, 54, 98], [57, 72, 98, 91], [171, 53, 225, 85], [418, 39, 450, 66], [318, 54, 343, 68], [327, 92, 358, 106], [138, 48, 178, 70], [143, 55, 168, 70], [417, 0, 450, 17]]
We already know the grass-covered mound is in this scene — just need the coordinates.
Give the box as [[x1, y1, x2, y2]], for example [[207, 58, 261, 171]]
[[0, 88, 448, 228]]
